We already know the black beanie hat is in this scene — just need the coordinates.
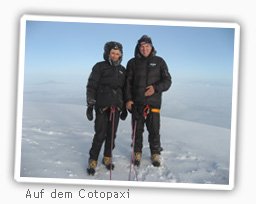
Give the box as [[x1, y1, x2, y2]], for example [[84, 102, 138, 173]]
[[138, 35, 153, 45], [134, 35, 156, 58]]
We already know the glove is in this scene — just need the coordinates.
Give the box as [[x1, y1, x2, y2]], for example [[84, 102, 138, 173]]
[[87, 98, 96, 106], [120, 109, 128, 120], [86, 106, 94, 121]]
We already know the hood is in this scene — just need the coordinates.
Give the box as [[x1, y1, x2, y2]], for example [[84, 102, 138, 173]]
[[103, 41, 123, 66]]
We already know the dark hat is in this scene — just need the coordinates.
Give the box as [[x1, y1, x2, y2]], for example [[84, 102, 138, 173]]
[[103, 41, 123, 65], [138, 35, 153, 45], [134, 35, 156, 58], [104, 41, 123, 54], [103, 41, 123, 61]]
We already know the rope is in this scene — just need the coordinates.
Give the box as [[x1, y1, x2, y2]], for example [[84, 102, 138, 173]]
[[109, 106, 116, 180], [128, 120, 138, 181]]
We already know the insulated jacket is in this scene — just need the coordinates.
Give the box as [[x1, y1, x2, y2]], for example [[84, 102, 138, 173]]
[[125, 49, 172, 108], [86, 61, 126, 110]]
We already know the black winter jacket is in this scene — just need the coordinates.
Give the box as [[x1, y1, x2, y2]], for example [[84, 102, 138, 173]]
[[125, 52, 172, 109], [86, 61, 126, 110]]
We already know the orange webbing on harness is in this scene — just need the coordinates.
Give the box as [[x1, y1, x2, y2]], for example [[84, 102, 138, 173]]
[[151, 108, 160, 113], [143, 105, 160, 119]]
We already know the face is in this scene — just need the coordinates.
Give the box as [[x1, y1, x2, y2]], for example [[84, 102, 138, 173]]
[[139, 43, 152, 58], [109, 49, 122, 62]]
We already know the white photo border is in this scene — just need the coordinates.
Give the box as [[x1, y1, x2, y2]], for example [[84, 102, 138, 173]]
[[15, 14, 240, 191]]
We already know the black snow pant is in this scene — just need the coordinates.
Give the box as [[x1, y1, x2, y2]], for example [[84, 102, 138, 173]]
[[132, 105, 161, 155], [89, 107, 120, 161]]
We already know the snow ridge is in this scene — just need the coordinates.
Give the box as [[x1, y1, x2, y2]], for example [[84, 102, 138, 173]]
[[19, 102, 230, 185]]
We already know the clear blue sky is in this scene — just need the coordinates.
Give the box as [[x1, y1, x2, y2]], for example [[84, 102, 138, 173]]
[[24, 20, 235, 84]]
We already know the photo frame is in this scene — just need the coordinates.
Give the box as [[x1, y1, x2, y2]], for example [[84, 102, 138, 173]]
[[15, 14, 240, 190]]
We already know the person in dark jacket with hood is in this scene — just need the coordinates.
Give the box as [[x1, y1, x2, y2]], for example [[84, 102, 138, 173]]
[[125, 35, 172, 167], [86, 41, 127, 175]]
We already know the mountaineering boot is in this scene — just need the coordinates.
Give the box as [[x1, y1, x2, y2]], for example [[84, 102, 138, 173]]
[[134, 152, 142, 166], [87, 159, 97, 175], [151, 154, 161, 167], [102, 156, 114, 170]]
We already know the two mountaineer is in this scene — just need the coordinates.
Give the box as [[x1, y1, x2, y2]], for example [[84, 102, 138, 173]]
[[85, 35, 172, 175]]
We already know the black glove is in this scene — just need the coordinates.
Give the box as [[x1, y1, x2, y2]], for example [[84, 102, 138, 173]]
[[120, 109, 128, 120], [87, 98, 96, 106], [86, 106, 94, 121]]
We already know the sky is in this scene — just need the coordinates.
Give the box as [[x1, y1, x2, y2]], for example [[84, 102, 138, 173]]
[[24, 19, 235, 84]]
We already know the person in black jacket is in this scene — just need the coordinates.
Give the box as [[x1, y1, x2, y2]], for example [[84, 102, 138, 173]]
[[125, 35, 172, 167], [86, 41, 127, 175]]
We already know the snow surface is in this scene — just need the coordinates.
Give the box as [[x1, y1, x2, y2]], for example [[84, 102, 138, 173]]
[[19, 101, 230, 186]]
